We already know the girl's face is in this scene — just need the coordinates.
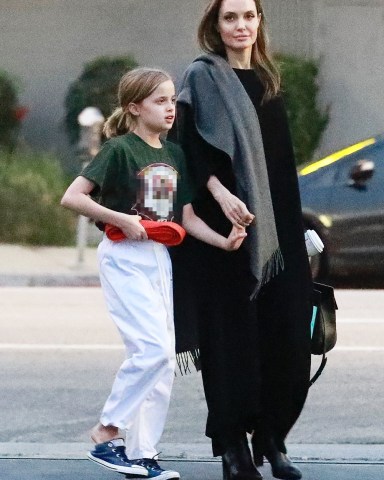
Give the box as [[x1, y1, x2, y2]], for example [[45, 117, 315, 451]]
[[217, 0, 261, 54], [129, 80, 176, 134]]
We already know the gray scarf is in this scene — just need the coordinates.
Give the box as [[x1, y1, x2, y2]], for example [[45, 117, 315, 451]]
[[177, 53, 284, 298]]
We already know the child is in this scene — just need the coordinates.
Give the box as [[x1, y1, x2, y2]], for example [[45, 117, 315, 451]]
[[61, 67, 247, 479]]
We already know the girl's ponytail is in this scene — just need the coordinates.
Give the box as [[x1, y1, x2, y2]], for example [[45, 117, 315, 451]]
[[103, 107, 131, 138]]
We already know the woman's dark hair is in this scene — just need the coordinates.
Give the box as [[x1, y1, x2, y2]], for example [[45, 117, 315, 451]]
[[198, 0, 280, 100]]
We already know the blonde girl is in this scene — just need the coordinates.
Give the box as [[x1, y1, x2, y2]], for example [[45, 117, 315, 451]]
[[61, 67, 246, 479]]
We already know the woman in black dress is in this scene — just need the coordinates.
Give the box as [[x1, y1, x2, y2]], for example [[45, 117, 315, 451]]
[[171, 1, 313, 479]]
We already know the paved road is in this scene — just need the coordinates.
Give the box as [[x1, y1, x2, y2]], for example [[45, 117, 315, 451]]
[[0, 287, 383, 455], [1, 458, 383, 480]]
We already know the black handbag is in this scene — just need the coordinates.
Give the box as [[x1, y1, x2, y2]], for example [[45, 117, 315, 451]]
[[309, 282, 338, 386]]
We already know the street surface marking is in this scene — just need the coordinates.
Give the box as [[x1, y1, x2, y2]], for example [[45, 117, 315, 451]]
[[337, 318, 384, 323], [333, 346, 384, 352], [0, 344, 123, 350], [0, 344, 383, 351]]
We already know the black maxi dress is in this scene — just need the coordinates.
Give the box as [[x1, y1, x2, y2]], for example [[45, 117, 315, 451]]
[[171, 68, 313, 457]]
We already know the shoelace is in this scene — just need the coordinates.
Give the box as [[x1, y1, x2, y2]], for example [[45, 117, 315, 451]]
[[137, 455, 162, 471], [112, 445, 130, 463]]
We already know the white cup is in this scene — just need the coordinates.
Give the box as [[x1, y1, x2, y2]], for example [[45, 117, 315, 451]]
[[305, 229, 324, 256]]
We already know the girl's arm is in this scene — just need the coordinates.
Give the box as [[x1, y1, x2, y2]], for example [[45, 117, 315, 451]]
[[61, 176, 147, 240], [182, 203, 246, 251], [207, 175, 255, 228]]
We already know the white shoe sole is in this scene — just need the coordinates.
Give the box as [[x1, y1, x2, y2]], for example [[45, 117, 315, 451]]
[[87, 452, 148, 476], [147, 471, 180, 480]]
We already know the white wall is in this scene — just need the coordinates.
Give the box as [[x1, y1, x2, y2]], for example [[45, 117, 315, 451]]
[[0, 0, 207, 156], [264, 0, 315, 58], [265, 0, 384, 157], [313, 0, 384, 155], [1, 0, 383, 160]]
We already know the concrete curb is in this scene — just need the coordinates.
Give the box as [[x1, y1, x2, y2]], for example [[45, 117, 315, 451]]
[[0, 274, 100, 287], [1, 443, 383, 463], [0, 244, 100, 287]]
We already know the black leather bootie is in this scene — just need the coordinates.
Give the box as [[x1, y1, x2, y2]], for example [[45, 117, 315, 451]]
[[222, 434, 263, 480], [251, 435, 301, 480]]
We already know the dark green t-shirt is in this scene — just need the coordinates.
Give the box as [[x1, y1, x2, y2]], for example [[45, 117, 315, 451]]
[[81, 132, 194, 226]]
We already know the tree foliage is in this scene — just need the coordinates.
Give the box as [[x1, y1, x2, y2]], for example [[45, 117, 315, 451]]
[[0, 70, 24, 152], [277, 54, 329, 165], [0, 152, 76, 245], [64, 55, 138, 144]]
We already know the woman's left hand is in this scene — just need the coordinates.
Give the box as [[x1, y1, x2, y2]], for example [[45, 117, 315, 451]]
[[207, 175, 255, 227]]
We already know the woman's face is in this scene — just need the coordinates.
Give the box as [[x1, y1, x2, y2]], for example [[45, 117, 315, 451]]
[[217, 0, 261, 54]]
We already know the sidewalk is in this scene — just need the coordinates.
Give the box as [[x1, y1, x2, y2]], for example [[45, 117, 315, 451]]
[[1, 442, 383, 462], [0, 243, 100, 286], [1, 458, 382, 480], [1, 443, 383, 480], [1, 451, 383, 480]]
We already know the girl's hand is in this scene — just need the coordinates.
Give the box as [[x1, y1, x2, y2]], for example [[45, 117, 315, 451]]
[[207, 176, 255, 227], [223, 225, 247, 251], [119, 214, 148, 241], [61, 177, 148, 241]]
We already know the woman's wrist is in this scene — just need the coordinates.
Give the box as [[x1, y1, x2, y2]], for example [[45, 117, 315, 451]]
[[207, 175, 226, 201]]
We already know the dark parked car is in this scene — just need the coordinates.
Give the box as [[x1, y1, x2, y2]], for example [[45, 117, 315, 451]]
[[298, 134, 384, 279]]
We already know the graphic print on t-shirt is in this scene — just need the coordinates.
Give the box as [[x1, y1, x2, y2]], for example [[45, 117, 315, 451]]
[[132, 163, 178, 221]]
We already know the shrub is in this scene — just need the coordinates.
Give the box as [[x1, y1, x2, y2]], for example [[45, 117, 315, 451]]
[[64, 55, 138, 145], [0, 152, 76, 245], [277, 54, 329, 165], [0, 70, 27, 152]]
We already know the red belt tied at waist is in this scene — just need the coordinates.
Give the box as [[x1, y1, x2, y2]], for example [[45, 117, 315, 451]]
[[105, 220, 186, 247]]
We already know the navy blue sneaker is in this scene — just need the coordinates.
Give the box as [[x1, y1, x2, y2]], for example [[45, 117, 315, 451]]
[[132, 458, 180, 479], [87, 438, 148, 476]]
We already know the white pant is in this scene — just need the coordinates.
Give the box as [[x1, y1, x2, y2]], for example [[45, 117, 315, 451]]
[[97, 237, 175, 459]]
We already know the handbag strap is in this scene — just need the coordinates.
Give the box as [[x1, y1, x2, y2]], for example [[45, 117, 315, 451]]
[[309, 305, 327, 387], [309, 354, 327, 386]]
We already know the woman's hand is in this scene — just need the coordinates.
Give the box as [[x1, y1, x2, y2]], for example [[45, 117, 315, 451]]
[[118, 214, 148, 241], [223, 225, 247, 251], [207, 176, 255, 227]]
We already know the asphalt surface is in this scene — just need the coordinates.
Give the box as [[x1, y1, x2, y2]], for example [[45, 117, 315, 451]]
[[1, 243, 383, 479], [1, 458, 384, 480]]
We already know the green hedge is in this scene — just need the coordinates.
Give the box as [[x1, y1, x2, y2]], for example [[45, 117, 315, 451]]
[[64, 55, 138, 145], [277, 54, 329, 165], [0, 70, 24, 152], [0, 152, 76, 245]]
